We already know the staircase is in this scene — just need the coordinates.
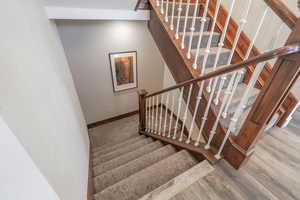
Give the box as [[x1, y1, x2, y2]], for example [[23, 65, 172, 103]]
[[91, 134, 214, 200], [87, 1, 300, 199], [134, 0, 300, 169]]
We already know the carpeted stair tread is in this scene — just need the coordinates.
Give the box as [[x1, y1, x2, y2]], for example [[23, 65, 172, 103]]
[[94, 150, 198, 200], [139, 160, 214, 200], [93, 135, 145, 157], [94, 145, 177, 192], [204, 66, 243, 91], [191, 48, 231, 69], [180, 31, 220, 49], [92, 135, 143, 153], [93, 140, 164, 176], [93, 137, 153, 166], [217, 83, 259, 116], [170, 16, 210, 32]]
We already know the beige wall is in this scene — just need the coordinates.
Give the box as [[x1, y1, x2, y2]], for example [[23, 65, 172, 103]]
[[0, 0, 89, 199], [221, 0, 300, 99], [56, 20, 165, 124], [0, 117, 60, 200]]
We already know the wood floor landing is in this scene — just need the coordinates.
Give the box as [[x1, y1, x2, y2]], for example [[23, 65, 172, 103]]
[[89, 115, 300, 200], [172, 122, 300, 200]]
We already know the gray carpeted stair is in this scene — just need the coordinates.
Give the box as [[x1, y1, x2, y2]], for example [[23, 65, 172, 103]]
[[93, 135, 145, 157], [91, 134, 214, 200], [93, 140, 164, 177], [94, 145, 177, 192], [93, 137, 153, 166], [92, 135, 143, 153], [191, 47, 231, 69], [217, 83, 260, 116], [181, 32, 220, 49], [171, 16, 210, 32], [94, 150, 200, 200]]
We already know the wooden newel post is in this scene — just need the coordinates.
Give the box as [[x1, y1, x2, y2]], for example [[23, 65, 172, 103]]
[[138, 89, 148, 132]]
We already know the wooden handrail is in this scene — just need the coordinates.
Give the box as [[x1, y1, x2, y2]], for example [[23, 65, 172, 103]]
[[146, 43, 300, 98], [264, 0, 297, 29]]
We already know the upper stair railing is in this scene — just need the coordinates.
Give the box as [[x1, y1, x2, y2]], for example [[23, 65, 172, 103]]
[[137, 0, 300, 168], [138, 42, 300, 165]]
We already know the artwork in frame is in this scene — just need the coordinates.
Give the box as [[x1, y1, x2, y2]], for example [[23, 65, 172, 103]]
[[109, 51, 138, 92]]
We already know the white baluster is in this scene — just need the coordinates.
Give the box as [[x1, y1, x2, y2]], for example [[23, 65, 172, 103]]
[[170, 0, 176, 30], [154, 96, 160, 134], [146, 98, 150, 131], [156, 0, 160, 7], [192, 0, 210, 69], [222, 71, 242, 119], [222, 6, 269, 119], [165, 0, 170, 22], [205, 84, 232, 149], [161, 0, 164, 14], [173, 87, 184, 139], [200, 0, 222, 93], [196, 77, 222, 146], [206, 0, 236, 92], [158, 94, 164, 135], [163, 93, 170, 136], [187, 0, 199, 59], [186, 88, 202, 144], [181, 0, 191, 49], [228, 20, 284, 134], [151, 96, 155, 133], [175, 0, 184, 39], [214, 0, 252, 105], [179, 84, 193, 142], [215, 7, 270, 159], [193, 82, 206, 145], [168, 92, 175, 138]]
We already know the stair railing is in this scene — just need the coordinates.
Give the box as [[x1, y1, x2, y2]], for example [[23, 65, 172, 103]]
[[138, 41, 300, 166]]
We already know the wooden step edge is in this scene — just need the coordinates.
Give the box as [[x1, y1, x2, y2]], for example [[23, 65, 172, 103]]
[[141, 131, 218, 165], [138, 160, 214, 200]]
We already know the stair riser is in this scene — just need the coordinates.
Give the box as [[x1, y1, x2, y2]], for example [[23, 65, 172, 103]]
[[183, 33, 219, 49], [172, 18, 210, 33], [195, 51, 231, 69], [94, 145, 177, 193], [166, 4, 200, 16], [93, 141, 164, 177]]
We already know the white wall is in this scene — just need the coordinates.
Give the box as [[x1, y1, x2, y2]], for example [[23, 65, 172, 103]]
[[0, 0, 89, 200], [56, 20, 165, 124], [221, 0, 300, 99], [0, 117, 60, 200]]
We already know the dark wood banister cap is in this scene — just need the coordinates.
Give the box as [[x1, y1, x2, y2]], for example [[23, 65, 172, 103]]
[[146, 43, 300, 98], [264, 0, 297, 29]]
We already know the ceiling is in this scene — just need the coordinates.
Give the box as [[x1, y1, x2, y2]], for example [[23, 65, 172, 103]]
[[44, 0, 139, 10]]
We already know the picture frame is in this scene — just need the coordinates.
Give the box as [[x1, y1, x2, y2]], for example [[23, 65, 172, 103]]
[[109, 51, 138, 92]]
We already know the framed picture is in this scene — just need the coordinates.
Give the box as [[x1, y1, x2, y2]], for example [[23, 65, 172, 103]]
[[109, 51, 138, 92]]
